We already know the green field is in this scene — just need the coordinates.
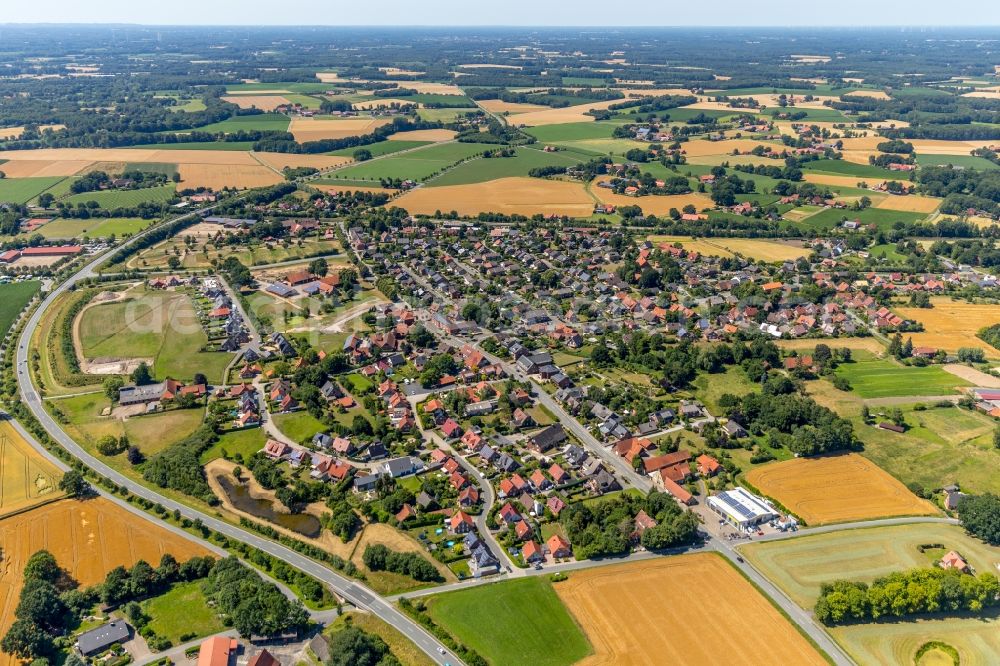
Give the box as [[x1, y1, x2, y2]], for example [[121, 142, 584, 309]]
[[834, 359, 969, 398], [170, 99, 207, 113], [916, 153, 1000, 170], [830, 614, 1000, 666], [284, 94, 325, 110], [0, 280, 40, 335], [741, 522, 1000, 608], [425, 577, 591, 666], [78, 290, 233, 382], [124, 162, 180, 178], [62, 185, 176, 209], [333, 142, 493, 182], [798, 207, 927, 231], [190, 113, 290, 134], [328, 140, 431, 159], [524, 122, 620, 143], [0, 177, 67, 204], [418, 108, 479, 123], [428, 146, 586, 186], [692, 365, 761, 414], [764, 107, 849, 122], [141, 581, 226, 644], [802, 160, 901, 179], [29, 217, 152, 240]]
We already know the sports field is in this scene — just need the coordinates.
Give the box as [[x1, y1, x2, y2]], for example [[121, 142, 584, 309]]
[[0, 497, 210, 666], [896, 298, 1000, 357], [0, 280, 40, 335], [740, 523, 1000, 608], [833, 359, 968, 398], [554, 554, 827, 666], [745, 453, 937, 525], [425, 576, 591, 666], [78, 290, 233, 382], [0, 420, 63, 518], [393, 176, 594, 217], [647, 235, 808, 262]]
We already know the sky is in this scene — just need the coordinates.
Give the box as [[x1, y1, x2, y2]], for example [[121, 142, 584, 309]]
[[5, 0, 1000, 27]]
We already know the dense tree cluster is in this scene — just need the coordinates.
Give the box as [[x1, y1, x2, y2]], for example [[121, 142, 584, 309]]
[[327, 624, 401, 666], [202, 557, 309, 638], [361, 544, 443, 582], [815, 568, 1000, 625], [958, 494, 1000, 545]]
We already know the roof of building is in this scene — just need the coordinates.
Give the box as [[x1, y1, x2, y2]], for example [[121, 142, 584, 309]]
[[77, 619, 130, 655], [197, 636, 237, 666]]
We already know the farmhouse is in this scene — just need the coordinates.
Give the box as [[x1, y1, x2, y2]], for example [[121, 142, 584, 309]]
[[198, 636, 239, 666], [707, 488, 777, 529], [77, 619, 131, 656], [118, 382, 167, 406]]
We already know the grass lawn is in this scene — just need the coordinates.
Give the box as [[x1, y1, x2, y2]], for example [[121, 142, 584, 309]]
[[524, 122, 620, 143], [424, 577, 591, 666], [272, 411, 326, 444], [30, 217, 153, 240], [333, 142, 493, 183], [915, 153, 1000, 170], [0, 177, 67, 204], [417, 108, 479, 123], [344, 373, 374, 393], [0, 280, 40, 336], [428, 146, 586, 186], [141, 580, 226, 643], [692, 366, 760, 414], [867, 243, 908, 262], [61, 184, 176, 209], [834, 359, 969, 398], [200, 427, 267, 464], [328, 140, 431, 159]]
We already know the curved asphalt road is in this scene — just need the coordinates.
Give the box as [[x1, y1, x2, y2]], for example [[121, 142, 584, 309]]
[[14, 210, 457, 666]]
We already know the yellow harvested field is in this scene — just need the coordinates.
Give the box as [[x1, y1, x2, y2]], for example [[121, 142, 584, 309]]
[[962, 90, 1000, 99], [0, 421, 63, 518], [505, 99, 624, 126], [387, 129, 457, 141], [840, 150, 883, 165], [478, 99, 551, 114], [0, 498, 210, 666], [0, 148, 257, 165], [225, 89, 291, 95], [843, 90, 891, 100], [839, 136, 887, 150], [618, 88, 695, 98], [221, 95, 291, 111], [595, 190, 714, 216], [0, 159, 93, 178], [803, 172, 870, 188], [942, 363, 1000, 388], [387, 81, 465, 95], [873, 194, 941, 213], [746, 453, 938, 525], [178, 163, 282, 190], [909, 139, 998, 154], [896, 297, 1000, 357], [681, 138, 781, 157], [556, 554, 827, 666], [394, 177, 594, 217], [0, 124, 65, 140], [457, 63, 521, 69], [379, 67, 424, 77], [647, 235, 808, 261], [288, 117, 392, 142], [316, 72, 346, 83], [253, 152, 351, 172]]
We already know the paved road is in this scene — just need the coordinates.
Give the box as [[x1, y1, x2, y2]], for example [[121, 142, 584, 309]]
[[13, 215, 458, 666]]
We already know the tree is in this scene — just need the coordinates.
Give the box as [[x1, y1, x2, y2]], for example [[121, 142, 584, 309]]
[[22, 552, 60, 584], [126, 446, 144, 465], [167, 256, 181, 270], [309, 258, 329, 277], [327, 625, 399, 666], [132, 362, 153, 386], [352, 148, 373, 162], [409, 324, 434, 348], [1, 619, 50, 660], [958, 494, 1000, 545], [97, 435, 125, 456], [57, 470, 88, 497], [15, 579, 66, 629], [103, 376, 124, 401]]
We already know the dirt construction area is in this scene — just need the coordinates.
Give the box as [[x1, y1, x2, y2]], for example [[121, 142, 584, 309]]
[[746, 453, 938, 525], [555, 553, 827, 666], [0, 498, 210, 666], [0, 420, 63, 518]]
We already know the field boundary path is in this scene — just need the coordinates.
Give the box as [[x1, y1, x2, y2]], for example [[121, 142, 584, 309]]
[[13, 203, 459, 666]]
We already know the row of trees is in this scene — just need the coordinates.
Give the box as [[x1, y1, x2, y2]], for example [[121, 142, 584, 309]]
[[815, 567, 1000, 625]]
